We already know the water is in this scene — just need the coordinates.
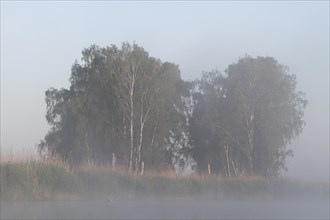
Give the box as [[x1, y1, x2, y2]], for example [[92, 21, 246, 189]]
[[1, 198, 329, 219]]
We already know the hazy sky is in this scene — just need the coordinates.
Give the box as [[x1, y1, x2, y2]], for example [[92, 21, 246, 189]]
[[1, 1, 329, 180]]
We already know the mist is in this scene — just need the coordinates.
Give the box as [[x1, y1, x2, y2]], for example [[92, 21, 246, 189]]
[[2, 198, 329, 219], [1, 1, 329, 219], [1, 1, 329, 181]]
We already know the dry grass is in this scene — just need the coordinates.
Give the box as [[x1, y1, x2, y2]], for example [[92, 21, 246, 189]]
[[0, 148, 39, 163], [1, 152, 328, 201], [0, 148, 69, 168]]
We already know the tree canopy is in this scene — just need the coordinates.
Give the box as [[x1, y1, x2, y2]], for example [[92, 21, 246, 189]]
[[39, 44, 307, 177], [39, 43, 186, 171], [188, 56, 307, 176]]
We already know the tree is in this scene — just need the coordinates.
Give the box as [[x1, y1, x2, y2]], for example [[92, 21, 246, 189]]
[[38, 43, 185, 171], [188, 56, 307, 176], [110, 43, 185, 172]]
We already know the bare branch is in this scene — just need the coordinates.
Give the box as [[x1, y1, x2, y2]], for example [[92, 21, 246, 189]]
[[216, 124, 248, 156]]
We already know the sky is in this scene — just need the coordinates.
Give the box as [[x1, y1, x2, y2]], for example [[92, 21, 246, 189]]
[[1, 1, 329, 181]]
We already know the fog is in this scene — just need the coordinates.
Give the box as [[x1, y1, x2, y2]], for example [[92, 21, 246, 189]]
[[1, 1, 329, 219], [1, 1, 328, 181], [1, 198, 329, 219]]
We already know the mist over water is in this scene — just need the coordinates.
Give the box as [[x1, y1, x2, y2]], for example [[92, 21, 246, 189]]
[[1, 1, 329, 220], [1, 198, 329, 219]]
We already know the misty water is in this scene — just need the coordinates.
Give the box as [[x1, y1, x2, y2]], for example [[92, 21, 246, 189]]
[[1, 198, 329, 219]]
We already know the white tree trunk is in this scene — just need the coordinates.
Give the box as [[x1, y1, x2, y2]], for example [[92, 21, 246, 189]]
[[136, 121, 144, 173], [150, 118, 158, 147], [128, 73, 135, 173], [224, 144, 231, 177], [246, 113, 254, 173], [231, 160, 238, 177], [135, 89, 155, 173], [136, 104, 150, 173], [112, 153, 116, 170], [140, 161, 144, 176]]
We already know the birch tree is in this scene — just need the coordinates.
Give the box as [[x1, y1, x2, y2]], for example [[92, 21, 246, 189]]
[[188, 56, 307, 176], [39, 42, 185, 170]]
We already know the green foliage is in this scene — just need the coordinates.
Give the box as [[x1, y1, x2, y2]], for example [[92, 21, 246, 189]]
[[188, 56, 307, 176], [39, 42, 186, 170], [38, 43, 307, 177]]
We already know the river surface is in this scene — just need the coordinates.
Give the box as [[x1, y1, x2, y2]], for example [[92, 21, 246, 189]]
[[1, 198, 329, 219]]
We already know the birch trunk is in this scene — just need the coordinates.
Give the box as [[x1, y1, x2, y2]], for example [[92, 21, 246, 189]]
[[128, 73, 135, 173], [135, 120, 145, 173], [135, 89, 157, 173], [85, 131, 93, 165], [150, 118, 158, 147], [135, 105, 150, 173], [231, 160, 238, 177], [246, 113, 254, 174], [224, 144, 231, 177]]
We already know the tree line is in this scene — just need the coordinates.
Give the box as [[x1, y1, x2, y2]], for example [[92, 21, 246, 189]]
[[38, 42, 307, 177]]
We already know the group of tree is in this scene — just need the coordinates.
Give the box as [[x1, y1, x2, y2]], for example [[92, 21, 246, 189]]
[[38, 42, 307, 177]]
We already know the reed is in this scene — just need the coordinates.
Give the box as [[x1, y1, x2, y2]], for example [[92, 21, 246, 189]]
[[1, 154, 328, 201]]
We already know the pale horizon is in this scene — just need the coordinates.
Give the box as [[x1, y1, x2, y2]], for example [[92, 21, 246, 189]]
[[1, 1, 329, 181]]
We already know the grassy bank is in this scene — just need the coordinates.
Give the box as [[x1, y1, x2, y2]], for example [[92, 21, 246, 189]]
[[1, 160, 328, 201]]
